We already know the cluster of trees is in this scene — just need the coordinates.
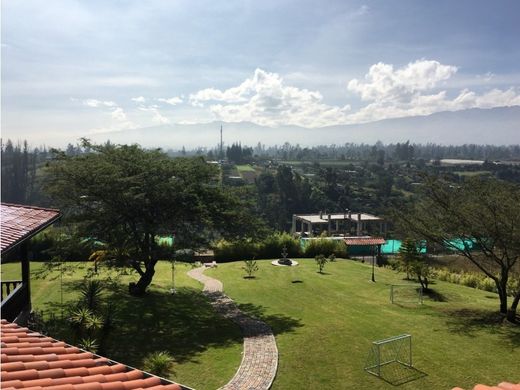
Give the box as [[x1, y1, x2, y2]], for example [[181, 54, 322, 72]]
[[1, 140, 50, 204], [225, 142, 253, 163], [4, 138, 520, 322], [247, 141, 520, 162], [396, 176, 520, 322], [44, 140, 261, 295]]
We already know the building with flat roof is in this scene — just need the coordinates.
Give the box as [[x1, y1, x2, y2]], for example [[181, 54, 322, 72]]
[[291, 211, 386, 237]]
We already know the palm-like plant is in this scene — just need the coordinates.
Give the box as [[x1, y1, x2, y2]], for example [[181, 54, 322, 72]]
[[79, 279, 104, 311], [78, 337, 99, 353], [142, 351, 175, 378]]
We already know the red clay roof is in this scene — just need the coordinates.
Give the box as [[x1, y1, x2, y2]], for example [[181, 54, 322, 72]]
[[1, 203, 61, 253], [344, 236, 386, 246], [453, 383, 520, 390], [0, 320, 183, 390]]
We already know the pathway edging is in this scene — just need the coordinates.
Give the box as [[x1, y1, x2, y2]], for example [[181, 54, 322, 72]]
[[187, 266, 278, 390]]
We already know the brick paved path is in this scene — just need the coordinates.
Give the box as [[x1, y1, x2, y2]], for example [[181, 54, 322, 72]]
[[187, 267, 278, 390]]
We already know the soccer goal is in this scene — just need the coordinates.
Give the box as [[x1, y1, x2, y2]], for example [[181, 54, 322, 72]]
[[390, 284, 423, 305], [364, 334, 413, 378]]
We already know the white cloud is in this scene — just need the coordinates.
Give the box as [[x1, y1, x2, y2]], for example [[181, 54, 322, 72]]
[[83, 99, 117, 108], [111, 107, 127, 121], [138, 106, 170, 124], [189, 68, 351, 127], [81, 98, 136, 133], [345, 60, 520, 123], [131, 96, 146, 103], [347, 60, 457, 102], [157, 96, 183, 106]]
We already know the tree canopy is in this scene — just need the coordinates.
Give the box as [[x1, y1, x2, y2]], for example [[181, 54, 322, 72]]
[[396, 175, 520, 322], [44, 141, 254, 295]]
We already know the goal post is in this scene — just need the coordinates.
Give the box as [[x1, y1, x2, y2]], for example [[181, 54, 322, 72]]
[[390, 284, 423, 305], [365, 334, 413, 378]]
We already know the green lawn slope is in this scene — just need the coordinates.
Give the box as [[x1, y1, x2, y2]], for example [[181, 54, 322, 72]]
[[207, 259, 519, 390]]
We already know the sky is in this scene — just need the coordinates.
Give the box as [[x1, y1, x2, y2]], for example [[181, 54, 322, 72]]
[[2, 0, 520, 146]]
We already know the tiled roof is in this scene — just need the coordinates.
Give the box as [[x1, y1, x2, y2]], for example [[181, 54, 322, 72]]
[[1, 203, 61, 253], [0, 320, 184, 390], [344, 236, 386, 246], [453, 382, 520, 390]]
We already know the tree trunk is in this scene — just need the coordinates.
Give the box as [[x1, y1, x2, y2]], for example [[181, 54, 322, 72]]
[[507, 291, 520, 323], [129, 266, 155, 296], [496, 281, 508, 315]]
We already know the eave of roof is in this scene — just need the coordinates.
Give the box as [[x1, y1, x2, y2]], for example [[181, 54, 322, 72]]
[[0, 320, 189, 390], [344, 237, 386, 246], [1, 203, 61, 255]]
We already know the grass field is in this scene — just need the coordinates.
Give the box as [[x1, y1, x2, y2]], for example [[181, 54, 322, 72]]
[[2, 259, 518, 390], [207, 259, 520, 390], [235, 164, 255, 172], [1, 261, 242, 390]]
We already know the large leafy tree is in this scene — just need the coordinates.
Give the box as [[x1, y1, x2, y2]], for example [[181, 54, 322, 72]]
[[44, 141, 250, 295], [396, 176, 520, 322]]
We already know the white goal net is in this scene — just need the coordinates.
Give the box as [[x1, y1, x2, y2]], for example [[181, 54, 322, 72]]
[[390, 284, 423, 305], [365, 334, 413, 378]]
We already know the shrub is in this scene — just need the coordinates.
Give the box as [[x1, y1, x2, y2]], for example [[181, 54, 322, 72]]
[[142, 351, 175, 378], [214, 239, 257, 262], [460, 273, 480, 289], [478, 277, 497, 293], [304, 238, 347, 258], [79, 279, 105, 311], [243, 259, 259, 278], [214, 233, 302, 262], [257, 232, 301, 259], [315, 254, 328, 274]]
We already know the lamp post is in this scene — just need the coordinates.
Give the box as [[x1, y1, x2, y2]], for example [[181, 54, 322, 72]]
[[170, 258, 176, 294], [371, 245, 376, 282]]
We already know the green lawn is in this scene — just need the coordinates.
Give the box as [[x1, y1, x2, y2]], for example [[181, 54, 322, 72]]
[[235, 164, 255, 172], [1, 261, 242, 390], [206, 259, 520, 390], [3, 259, 518, 390]]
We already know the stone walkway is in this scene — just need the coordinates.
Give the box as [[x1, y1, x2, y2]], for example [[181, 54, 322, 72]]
[[187, 267, 278, 390]]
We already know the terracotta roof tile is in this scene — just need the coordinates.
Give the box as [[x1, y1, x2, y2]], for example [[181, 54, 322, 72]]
[[0, 322, 184, 390], [453, 382, 520, 390], [1, 203, 61, 253], [344, 236, 386, 246]]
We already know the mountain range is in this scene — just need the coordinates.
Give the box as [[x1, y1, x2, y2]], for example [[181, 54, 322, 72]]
[[90, 106, 520, 148]]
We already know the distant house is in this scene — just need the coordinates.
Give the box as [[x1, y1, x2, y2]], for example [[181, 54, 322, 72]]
[[293, 211, 386, 257], [291, 210, 386, 237], [1, 203, 61, 323]]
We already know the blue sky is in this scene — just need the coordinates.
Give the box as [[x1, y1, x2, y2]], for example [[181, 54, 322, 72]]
[[2, 0, 520, 145]]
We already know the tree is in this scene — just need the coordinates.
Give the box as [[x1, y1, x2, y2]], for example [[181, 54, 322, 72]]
[[44, 141, 245, 296], [243, 259, 259, 278], [398, 239, 430, 290], [315, 254, 328, 274], [396, 176, 520, 322]]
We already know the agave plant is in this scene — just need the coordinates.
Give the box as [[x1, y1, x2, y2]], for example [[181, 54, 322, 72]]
[[69, 306, 94, 328], [142, 351, 175, 378], [79, 279, 104, 311], [78, 337, 99, 353]]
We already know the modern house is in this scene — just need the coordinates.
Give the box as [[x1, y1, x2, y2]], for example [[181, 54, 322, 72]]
[[1, 203, 61, 323], [293, 211, 387, 257], [291, 210, 386, 237]]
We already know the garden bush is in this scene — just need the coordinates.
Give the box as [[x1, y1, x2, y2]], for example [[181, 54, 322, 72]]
[[256, 232, 301, 259], [214, 239, 257, 262], [303, 238, 347, 258], [214, 233, 302, 262]]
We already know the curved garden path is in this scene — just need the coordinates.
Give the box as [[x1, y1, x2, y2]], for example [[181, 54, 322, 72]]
[[187, 266, 278, 390]]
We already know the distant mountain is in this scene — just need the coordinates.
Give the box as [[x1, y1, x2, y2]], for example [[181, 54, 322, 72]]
[[90, 106, 520, 148]]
